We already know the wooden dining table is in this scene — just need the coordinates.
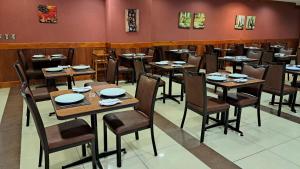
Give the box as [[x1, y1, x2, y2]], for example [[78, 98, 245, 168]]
[[284, 67, 300, 108], [50, 84, 139, 169], [206, 75, 265, 135], [149, 61, 196, 104], [218, 56, 259, 73], [42, 67, 96, 89]]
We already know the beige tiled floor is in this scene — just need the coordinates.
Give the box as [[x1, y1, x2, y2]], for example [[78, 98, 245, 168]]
[[0, 88, 10, 122], [13, 71, 300, 169]]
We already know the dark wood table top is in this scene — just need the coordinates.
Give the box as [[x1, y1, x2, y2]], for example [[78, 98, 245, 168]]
[[32, 55, 67, 63], [218, 57, 259, 63], [149, 61, 196, 70], [50, 84, 139, 120], [206, 75, 265, 89], [42, 67, 96, 79]]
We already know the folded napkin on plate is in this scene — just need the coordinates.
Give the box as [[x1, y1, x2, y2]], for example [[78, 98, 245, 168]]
[[171, 64, 183, 67], [58, 65, 71, 69], [72, 86, 92, 92], [99, 99, 122, 106]]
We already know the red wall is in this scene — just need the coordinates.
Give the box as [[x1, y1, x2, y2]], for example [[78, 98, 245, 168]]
[[0, 0, 106, 43], [0, 0, 299, 43]]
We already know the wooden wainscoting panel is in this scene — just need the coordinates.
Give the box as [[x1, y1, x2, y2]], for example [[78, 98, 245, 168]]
[[0, 42, 107, 49]]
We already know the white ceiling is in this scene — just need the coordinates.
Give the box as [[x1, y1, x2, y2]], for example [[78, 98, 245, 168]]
[[273, 0, 300, 5]]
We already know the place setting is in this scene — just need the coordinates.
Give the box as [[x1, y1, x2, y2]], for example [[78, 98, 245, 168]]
[[53, 92, 91, 109], [96, 87, 130, 106], [207, 72, 249, 83], [50, 53, 64, 59], [45, 66, 65, 73], [72, 65, 91, 72]]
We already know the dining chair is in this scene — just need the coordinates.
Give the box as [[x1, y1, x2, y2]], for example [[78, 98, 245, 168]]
[[17, 49, 44, 84], [144, 48, 155, 72], [205, 45, 214, 54], [133, 59, 166, 103], [261, 51, 274, 65], [218, 64, 268, 128], [14, 62, 55, 127], [85, 56, 117, 87], [103, 74, 160, 167], [247, 50, 263, 64], [261, 42, 271, 50], [262, 63, 297, 116], [20, 84, 97, 169], [188, 45, 197, 53], [234, 44, 245, 56], [65, 48, 76, 85], [296, 48, 300, 65], [112, 49, 134, 85], [180, 71, 230, 143], [172, 55, 202, 101]]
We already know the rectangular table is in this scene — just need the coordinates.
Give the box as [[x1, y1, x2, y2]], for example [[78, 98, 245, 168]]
[[149, 62, 196, 104], [42, 67, 96, 89], [218, 57, 259, 73], [206, 76, 265, 135], [50, 84, 139, 168]]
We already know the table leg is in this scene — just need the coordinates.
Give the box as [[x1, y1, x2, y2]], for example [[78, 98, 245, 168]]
[[67, 76, 72, 89], [232, 63, 237, 73]]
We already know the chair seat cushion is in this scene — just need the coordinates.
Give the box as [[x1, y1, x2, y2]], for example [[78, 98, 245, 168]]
[[103, 110, 150, 135], [84, 81, 108, 87], [263, 85, 297, 95], [46, 119, 94, 150], [188, 96, 229, 114], [219, 93, 258, 107], [32, 87, 50, 102]]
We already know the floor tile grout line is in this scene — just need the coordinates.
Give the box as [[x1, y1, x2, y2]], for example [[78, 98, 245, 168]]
[[268, 147, 300, 168]]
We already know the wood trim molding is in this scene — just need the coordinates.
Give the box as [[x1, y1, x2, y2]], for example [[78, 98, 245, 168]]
[[0, 42, 107, 50], [109, 42, 152, 49]]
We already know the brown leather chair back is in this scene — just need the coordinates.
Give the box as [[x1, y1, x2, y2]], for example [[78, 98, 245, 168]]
[[148, 48, 154, 56], [134, 74, 160, 121], [106, 57, 117, 84], [296, 48, 300, 65], [14, 62, 28, 84], [263, 63, 285, 92], [187, 55, 202, 72], [184, 71, 207, 111], [205, 45, 214, 54], [261, 42, 271, 50], [261, 51, 274, 65], [133, 60, 145, 81], [238, 64, 268, 97], [234, 44, 244, 56], [188, 45, 197, 52], [67, 48, 75, 65], [20, 83, 48, 148], [247, 50, 262, 64], [205, 53, 218, 74], [17, 50, 28, 70]]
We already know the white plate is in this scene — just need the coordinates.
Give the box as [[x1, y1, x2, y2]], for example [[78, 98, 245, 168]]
[[99, 99, 121, 106], [173, 61, 186, 64], [55, 93, 85, 104], [208, 72, 222, 76], [100, 88, 126, 97], [51, 54, 63, 57], [136, 53, 145, 56], [170, 49, 179, 52], [286, 66, 300, 71], [171, 64, 183, 67], [224, 56, 235, 59], [207, 76, 227, 81], [32, 54, 45, 58], [45, 67, 63, 72], [234, 79, 248, 83], [72, 65, 90, 70], [228, 73, 248, 78], [155, 61, 169, 65], [72, 86, 92, 93], [123, 53, 134, 56]]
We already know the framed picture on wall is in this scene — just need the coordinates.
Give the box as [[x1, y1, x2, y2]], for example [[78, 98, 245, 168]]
[[38, 5, 57, 24], [178, 11, 192, 29], [234, 15, 245, 30], [193, 12, 206, 29], [246, 16, 256, 30], [125, 9, 139, 32]]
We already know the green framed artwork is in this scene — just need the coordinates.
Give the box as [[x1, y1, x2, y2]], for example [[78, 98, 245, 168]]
[[178, 11, 192, 29], [193, 12, 206, 29], [246, 16, 256, 30], [234, 15, 245, 30]]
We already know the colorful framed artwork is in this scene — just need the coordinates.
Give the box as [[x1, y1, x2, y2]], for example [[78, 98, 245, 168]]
[[38, 5, 57, 24], [246, 16, 256, 30], [178, 11, 192, 29], [125, 9, 139, 32], [193, 12, 206, 29], [234, 15, 245, 30]]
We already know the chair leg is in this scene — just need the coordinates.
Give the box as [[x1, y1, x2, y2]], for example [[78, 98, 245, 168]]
[[224, 111, 229, 134], [150, 127, 158, 156], [26, 106, 30, 127], [257, 103, 261, 127], [200, 115, 207, 143], [135, 131, 139, 140], [116, 136, 122, 167], [234, 106, 237, 117], [214, 86, 217, 93], [91, 140, 98, 169], [278, 95, 283, 116], [163, 85, 166, 103], [216, 113, 220, 120], [291, 93, 297, 113], [116, 74, 119, 85], [82, 144, 86, 157], [236, 108, 242, 131], [38, 142, 43, 167], [45, 151, 49, 169], [180, 105, 188, 128], [72, 77, 75, 86], [103, 122, 108, 152], [270, 94, 275, 105], [180, 84, 184, 101]]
